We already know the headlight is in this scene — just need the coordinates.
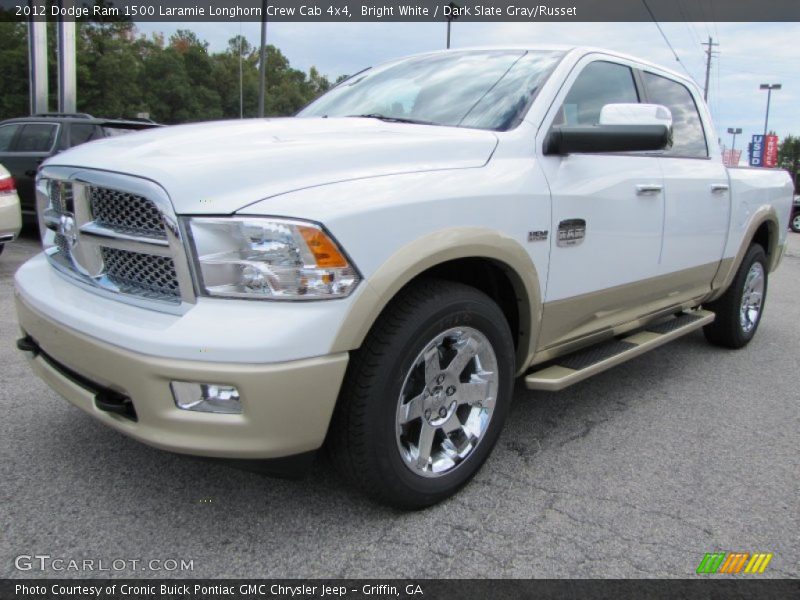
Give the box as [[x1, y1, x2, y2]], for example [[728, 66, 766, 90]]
[[185, 217, 360, 300]]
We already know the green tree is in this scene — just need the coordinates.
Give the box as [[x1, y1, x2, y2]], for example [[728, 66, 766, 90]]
[[77, 22, 148, 118], [0, 22, 32, 120], [0, 24, 337, 124]]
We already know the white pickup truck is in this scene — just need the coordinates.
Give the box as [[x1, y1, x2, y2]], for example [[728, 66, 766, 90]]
[[15, 46, 793, 508]]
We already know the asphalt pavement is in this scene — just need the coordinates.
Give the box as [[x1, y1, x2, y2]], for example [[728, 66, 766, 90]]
[[1, 230, 798, 579]]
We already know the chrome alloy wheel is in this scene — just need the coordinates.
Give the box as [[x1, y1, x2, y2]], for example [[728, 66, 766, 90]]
[[740, 262, 765, 333], [395, 327, 498, 478], [793, 213, 800, 232]]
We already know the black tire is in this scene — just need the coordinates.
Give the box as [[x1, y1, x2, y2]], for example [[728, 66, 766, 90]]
[[0, 243, 4, 257], [327, 278, 515, 509], [703, 244, 768, 349], [791, 211, 800, 233]]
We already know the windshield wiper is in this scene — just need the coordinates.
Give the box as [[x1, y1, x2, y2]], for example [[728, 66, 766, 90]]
[[346, 113, 437, 126]]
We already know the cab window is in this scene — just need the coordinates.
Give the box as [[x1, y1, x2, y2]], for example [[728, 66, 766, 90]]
[[557, 61, 639, 126]]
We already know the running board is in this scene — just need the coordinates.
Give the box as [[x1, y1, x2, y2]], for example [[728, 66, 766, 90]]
[[524, 310, 715, 391]]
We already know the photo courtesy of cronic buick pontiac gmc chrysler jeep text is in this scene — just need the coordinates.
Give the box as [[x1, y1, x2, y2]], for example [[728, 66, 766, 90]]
[[14, 47, 793, 508]]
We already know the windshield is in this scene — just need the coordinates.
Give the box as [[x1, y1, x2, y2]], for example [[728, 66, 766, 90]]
[[298, 50, 564, 131]]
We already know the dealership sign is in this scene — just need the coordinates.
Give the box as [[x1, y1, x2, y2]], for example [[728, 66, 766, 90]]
[[749, 134, 779, 167]]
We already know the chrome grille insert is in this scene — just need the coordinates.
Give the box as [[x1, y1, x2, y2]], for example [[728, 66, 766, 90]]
[[90, 187, 166, 239], [38, 168, 195, 313], [101, 247, 180, 300]]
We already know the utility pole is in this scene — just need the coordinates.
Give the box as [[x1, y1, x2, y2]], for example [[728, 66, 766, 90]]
[[701, 36, 719, 102]]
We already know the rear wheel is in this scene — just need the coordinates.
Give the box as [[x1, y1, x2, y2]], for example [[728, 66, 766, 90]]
[[328, 278, 515, 509], [703, 244, 768, 349], [791, 211, 800, 233]]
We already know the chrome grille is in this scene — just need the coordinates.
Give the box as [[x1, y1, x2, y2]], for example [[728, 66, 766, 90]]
[[101, 247, 180, 300], [39, 169, 194, 312], [54, 232, 71, 257], [90, 187, 166, 239]]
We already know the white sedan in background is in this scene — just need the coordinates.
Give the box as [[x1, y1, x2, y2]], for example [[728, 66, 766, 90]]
[[0, 163, 22, 256]]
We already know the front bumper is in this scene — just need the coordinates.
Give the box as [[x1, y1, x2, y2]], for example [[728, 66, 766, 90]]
[[16, 296, 349, 459]]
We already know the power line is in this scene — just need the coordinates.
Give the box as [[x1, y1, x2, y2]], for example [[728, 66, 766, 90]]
[[676, 0, 706, 71], [640, 0, 698, 83]]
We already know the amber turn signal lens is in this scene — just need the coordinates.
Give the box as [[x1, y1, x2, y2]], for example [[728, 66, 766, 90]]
[[298, 226, 348, 268]]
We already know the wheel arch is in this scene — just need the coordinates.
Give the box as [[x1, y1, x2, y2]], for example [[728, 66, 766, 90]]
[[708, 206, 780, 302], [331, 228, 542, 375]]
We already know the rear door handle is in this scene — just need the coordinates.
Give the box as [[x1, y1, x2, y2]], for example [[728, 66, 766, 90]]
[[711, 183, 730, 193], [636, 184, 663, 195]]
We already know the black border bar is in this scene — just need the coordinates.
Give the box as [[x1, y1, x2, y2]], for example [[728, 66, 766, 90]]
[[2, 0, 800, 22], [2, 579, 799, 600]]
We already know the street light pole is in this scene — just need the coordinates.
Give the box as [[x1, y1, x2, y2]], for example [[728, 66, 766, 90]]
[[258, 2, 268, 118], [446, 19, 451, 49], [445, 2, 460, 49], [727, 127, 742, 152], [759, 83, 781, 137]]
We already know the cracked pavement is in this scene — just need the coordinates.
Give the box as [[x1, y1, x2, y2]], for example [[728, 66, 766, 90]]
[[2, 232, 798, 579]]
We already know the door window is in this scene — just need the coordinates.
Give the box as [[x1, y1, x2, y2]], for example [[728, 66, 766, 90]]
[[642, 72, 708, 158], [70, 123, 103, 146], [0, 124, 21, 151], [16, 123, 58, 153], [557, 61, 639, 126]]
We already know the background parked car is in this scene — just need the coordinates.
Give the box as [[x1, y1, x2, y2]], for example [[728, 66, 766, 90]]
[[0, 113, 160, 225], [791, 195, 800, 233], [0, 163, 22, 256]]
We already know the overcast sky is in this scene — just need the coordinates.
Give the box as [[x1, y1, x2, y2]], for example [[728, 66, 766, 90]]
[[136, 21, 799, 161]]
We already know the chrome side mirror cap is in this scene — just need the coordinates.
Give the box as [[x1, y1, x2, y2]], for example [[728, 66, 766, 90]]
[[599, 103, 673, 129]]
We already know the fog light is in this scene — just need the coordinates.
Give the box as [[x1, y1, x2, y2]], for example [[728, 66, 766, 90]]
[[171, 381, 242, 414]]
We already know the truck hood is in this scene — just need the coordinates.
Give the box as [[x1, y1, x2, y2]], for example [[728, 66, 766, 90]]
[[47, 117, 498, 215]]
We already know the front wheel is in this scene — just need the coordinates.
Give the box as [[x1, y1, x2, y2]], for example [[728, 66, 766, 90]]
[[328, 278, 515, 509], [703, 244, 768, 349]]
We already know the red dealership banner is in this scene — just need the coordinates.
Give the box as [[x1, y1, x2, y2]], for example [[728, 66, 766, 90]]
[[763, 135, 779, 168]]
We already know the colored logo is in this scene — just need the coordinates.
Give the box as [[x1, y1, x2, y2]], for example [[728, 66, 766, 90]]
[[696, 552, 773, 574]]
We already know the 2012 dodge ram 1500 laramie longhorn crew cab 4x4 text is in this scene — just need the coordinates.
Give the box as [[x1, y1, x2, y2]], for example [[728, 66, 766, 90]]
[[15, 47, 793, 508]]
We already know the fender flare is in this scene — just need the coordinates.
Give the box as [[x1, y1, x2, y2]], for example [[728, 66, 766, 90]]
[[329, 227, 542, 374]]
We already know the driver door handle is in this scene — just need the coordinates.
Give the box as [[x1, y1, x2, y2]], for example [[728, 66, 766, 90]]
[[636, 184, 663, 195]]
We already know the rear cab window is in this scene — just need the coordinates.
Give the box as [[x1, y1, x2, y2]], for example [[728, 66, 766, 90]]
[[641, 72, 708, 158]]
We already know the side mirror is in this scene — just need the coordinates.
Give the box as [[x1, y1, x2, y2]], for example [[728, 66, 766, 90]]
[[544, 103, 673, 155]]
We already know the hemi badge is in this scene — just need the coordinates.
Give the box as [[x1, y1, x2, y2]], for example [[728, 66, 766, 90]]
[[528, 230, 548, 242]]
